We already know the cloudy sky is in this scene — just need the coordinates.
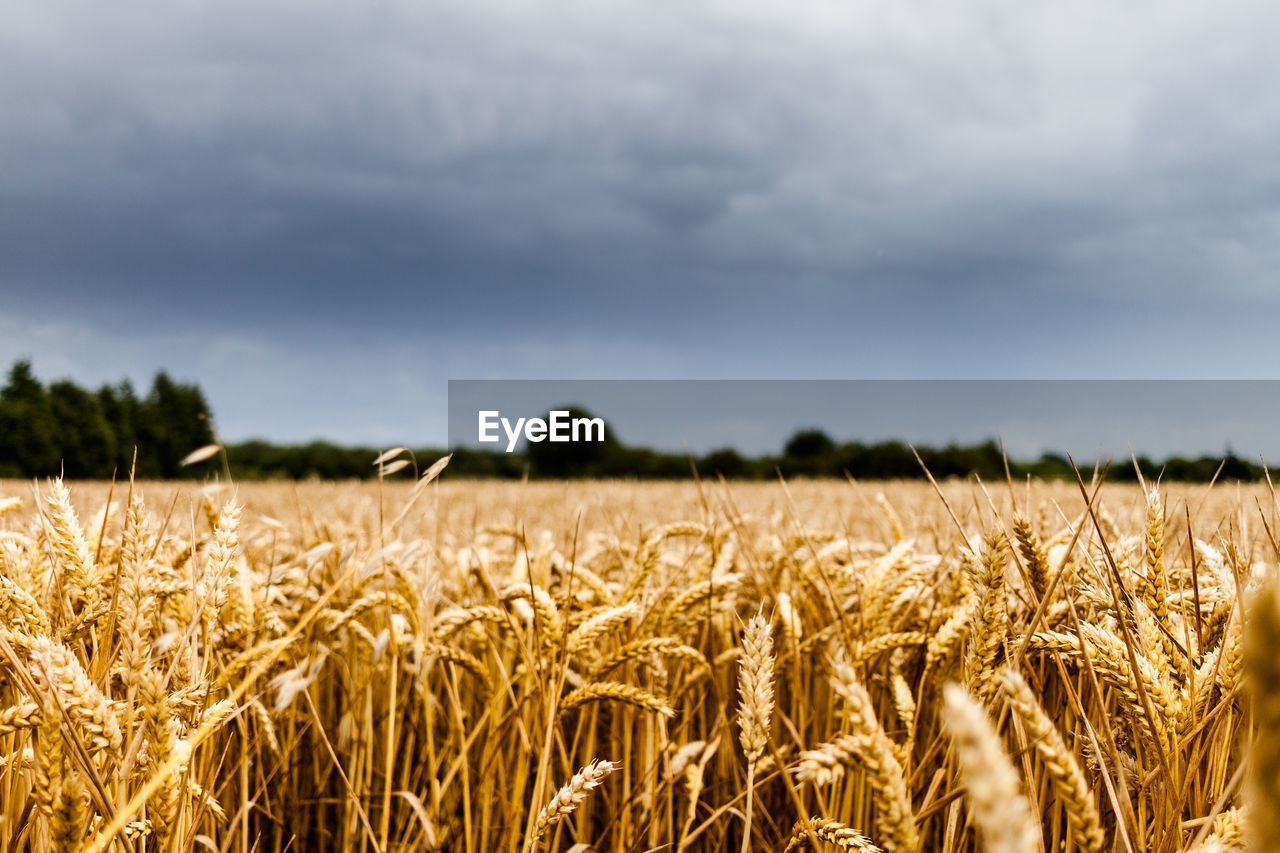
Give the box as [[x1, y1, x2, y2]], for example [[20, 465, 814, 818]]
[[3, 0, 1279, 448]]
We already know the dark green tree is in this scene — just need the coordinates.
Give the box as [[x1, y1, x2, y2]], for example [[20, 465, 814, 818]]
[[525, 406, 620, 478], [784, 429, 836, 459], [699, 447, 750, 478], [141, 372, 217, 477], [97, 381, 149, 476], [864, 440, 919, 478], [48, 380, 117, 478], [782, 429, 838, 476], [1221, 447, 1253, 482], [0, 360, 59, 477]]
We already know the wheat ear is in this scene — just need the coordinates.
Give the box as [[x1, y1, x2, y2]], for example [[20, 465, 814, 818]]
[[821, 658, 919, 853], [941, 683, 1039, 853], [738, 608, 775, 853], [559, 682, 675, 718], [1012, 514, 1049, 601], [999, 668, 1104, 853], [737, 608, 775, 765], [1246, 575, 1280, 852], [963, 532, 1009, 704], [530, 758, 616, 842], [783, 817, 885, 852], [1143, 487, 1168, 620]]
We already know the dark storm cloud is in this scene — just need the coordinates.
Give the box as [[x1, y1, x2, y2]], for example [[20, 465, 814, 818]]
[[3, 0, 1280, 442]]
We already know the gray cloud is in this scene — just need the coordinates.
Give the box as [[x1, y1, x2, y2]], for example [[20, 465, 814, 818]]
[[2, 0, 1280, 442]]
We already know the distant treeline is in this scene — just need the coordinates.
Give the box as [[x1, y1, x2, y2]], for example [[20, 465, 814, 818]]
[[225, 427, 1263, 483], [0, 362, 1265, 482]]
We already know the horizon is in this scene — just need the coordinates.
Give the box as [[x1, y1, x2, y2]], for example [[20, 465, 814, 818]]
[[7, 362, 1278, 464]]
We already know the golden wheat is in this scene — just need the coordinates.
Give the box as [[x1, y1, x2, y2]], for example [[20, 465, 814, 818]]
[[942, 683, 1039, 853], [0, 475, 1271, 851], [530, 758, 617, 842]]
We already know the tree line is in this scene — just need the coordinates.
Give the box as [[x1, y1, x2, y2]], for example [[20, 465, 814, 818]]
[[0, 362, 1265, 482], [229, 429, 1263, 482], [508, 422, 1262, 483]]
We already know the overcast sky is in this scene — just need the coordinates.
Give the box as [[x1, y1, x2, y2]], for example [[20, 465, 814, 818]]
[[3, 1, 1279, 449]]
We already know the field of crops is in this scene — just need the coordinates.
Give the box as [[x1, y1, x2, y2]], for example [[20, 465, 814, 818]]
[[1, 469, 1277, 852]]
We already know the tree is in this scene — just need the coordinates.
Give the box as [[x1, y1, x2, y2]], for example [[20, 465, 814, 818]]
[[1219, 448, 1255, 482], [48, 380, 116, 478], [865, 440, 918, 478], [142, 371, 218, 477], [781, 429, 838, 476], [700, 447, 750, 478], [98, 381, 147, 475], [784, 429, 835, 459], [525, 406, 620, 478], [0, 360, 59, 476]]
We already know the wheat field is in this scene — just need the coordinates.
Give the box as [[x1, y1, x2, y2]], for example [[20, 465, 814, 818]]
[[0, 466, 1277, 852]]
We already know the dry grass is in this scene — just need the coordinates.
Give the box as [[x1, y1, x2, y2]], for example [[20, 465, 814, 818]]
[[0, 471, 1277, 851]]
